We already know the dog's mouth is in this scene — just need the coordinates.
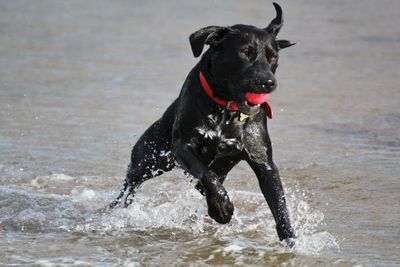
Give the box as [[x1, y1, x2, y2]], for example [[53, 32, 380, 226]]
[[237, 100, 261, 116], [246, 100, 261, 108], [236, 92, 272, 118]]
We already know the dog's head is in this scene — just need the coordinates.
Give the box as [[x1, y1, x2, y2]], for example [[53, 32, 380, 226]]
[[190, 3, 295, 116]]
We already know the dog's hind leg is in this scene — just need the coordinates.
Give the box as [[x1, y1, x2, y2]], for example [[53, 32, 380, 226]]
[[109, 124, 174, 209], [109, 102, 177, 209]]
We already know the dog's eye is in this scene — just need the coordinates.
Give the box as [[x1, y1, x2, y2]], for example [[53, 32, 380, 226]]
[[241, 47, 255, 60], [269, 55, 278, 63]]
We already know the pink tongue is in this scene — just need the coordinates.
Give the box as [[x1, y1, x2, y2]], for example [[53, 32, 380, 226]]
[[244, 92, 273, 119]]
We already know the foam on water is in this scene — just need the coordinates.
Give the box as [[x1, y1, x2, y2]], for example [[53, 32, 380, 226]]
[[74, 180, 209, 233], [0, 172, 339, 259]]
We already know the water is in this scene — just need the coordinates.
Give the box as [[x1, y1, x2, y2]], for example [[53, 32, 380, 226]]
[[0, 0, 399, 266]]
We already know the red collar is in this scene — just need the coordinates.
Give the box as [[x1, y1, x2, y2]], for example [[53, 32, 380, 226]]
[[199, 71, 239, 111], [199, 71, 273, 119]]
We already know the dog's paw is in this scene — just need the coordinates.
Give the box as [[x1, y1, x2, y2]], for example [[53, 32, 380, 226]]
[[108, 199, 120, 209], [284, 237, 296, 248], [277, 222, 296, 247], [206, 184, 234, 224]]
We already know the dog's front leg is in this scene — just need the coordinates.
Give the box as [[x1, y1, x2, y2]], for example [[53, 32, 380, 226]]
[[248, 160, 295, 245], [172, 139, 234, 224]]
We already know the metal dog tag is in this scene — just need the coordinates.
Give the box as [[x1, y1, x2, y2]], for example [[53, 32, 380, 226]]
[[239, 113, 249, 121]]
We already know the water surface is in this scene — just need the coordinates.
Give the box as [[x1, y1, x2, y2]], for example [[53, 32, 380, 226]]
[[0, 0, 399, 266]]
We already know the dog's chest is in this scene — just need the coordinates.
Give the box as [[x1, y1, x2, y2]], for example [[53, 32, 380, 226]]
[[196, 113, 243, 152]]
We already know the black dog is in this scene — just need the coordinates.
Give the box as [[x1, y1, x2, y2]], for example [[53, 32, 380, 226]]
[[110, 3, 296, 244]]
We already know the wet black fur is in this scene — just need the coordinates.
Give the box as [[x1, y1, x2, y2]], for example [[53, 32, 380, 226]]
[[110, 3, 296, 245]]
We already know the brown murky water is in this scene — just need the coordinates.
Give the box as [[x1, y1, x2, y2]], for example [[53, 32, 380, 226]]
[[0, 0, 399, 266]]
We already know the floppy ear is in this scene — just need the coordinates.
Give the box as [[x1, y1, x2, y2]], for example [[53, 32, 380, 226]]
[[265, 2, 283, 36], [189, 26, 232, 57], [277, 39, 296, 50]]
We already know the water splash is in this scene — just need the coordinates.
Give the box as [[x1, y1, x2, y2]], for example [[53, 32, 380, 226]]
[[75, 180, 209, 233], [0, 172, 339, 257], [285, 181, 340, 254]]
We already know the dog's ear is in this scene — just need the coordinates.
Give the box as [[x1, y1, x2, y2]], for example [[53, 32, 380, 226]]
[[277, 40, 296, 50], [189, 26, 232, 57], [265, 2, 283, 36]]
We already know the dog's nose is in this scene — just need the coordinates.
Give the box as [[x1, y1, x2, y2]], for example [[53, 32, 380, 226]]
[[266, 79, 275, 88], [262, 79, 276, 91]]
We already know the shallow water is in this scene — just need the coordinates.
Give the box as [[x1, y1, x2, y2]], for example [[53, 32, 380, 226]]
[[0, 0, 399, 266]]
